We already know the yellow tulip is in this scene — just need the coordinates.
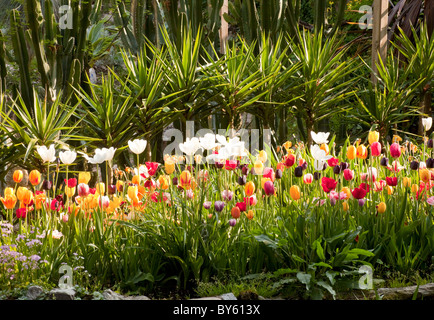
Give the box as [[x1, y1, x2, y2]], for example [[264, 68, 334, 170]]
[[420, 169, 430, 183], [342, 201, 349, 212], [403, 177, 411, 188], [78, 172, 91, 184], [96, 182, 105, 195], [164, 160, 175, 175], [377, 202, 386, 214], [368, 131, 379, 145], [17, 187, 29, 201], [258, 150, 268, 163], [411, 184, 419, 193], [13, 170, 23, 183], [29, 170, 41, 186], [254, 160, 264, 175], [65, 186, 76, 198]]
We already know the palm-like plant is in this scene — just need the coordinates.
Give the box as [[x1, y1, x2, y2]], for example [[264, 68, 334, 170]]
[[117, 43, 177, 161], [390, 24, 434, 136], [0, 90, 79, 178], [354, 52, 425, 144], [73, 73, 138, 167], [287, 28, 358, 146]]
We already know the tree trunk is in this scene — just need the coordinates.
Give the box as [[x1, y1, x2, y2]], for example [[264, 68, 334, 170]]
[[306, 115, 314, 147], [145, 133, 152, 162]]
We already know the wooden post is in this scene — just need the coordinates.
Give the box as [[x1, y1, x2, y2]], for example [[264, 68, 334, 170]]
[[219, 0, 229, 54], [371, 0, 388, 85]]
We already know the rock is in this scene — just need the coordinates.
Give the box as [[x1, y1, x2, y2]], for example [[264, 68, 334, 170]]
[[49, 288, 76, 300], [102, 289, 150, 300], [372, 283, 434, 300], [190, 293, 237, 300], [27, 286, 44, 300]]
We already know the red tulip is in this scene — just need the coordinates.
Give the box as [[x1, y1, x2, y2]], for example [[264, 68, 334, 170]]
[[64, 178, 77, 188], [386, 176, 398, 186], [343, 169, 354, 181], [284, 154, 296, 167], [359, 183, 370, 192], [225, 159, 238, 170], [16, 208, 27, 219], [352, 187, 367, 199], [236, 201, 247, 212], [327, 157, 339, 167], [145, 162, 159, 176], [390, 143, 401, 158], [321, 177, 337, 193], [263, 180, 275, 196], [371, 141, 381, 157]]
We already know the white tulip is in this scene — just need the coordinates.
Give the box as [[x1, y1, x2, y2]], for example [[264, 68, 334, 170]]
[[36, 144, 56, 163], [179, 137, 202, 156], [128, 139, 147, 155], [311, 131, 330, 145], [422, 117, 432, 132], [310, 144, 333, 161], [59, 149, 77, 165], [84, 147, 116, 164], [199, 133, 220, 150]]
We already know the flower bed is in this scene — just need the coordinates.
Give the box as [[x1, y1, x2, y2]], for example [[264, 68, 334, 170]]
[[0, 131, 433, 299]]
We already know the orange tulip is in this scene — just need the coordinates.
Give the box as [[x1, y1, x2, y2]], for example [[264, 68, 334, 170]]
[[342, 201, 349, 212], [283, 141, 292, 151], [420, 169, 430, 183], [116, 180, 124, 192], [245, 209, 254, 220], [22, 189, 33, 206], [1, 194, 17, 209], [13, 170, 23, 183], [356, 145, 368, 159], [34, 192, 46, 210], [347, 145, 356, 160], [377, 202, 386, 214], [231, 207, 241, 219], [4, 188, 14, 196], [29, 170, 41, 186], [411, 184, 419, 193], [403, 177, 411, 188], [159, 175, 170, 190], [17, 187, 29, 201], [341, 187, 352, 200], [180, 170, 192, 189], [244, 181, 255, 197], [290, 185, 301, 200], [132, 175, 141, 185], [128, 186, 139, 202]]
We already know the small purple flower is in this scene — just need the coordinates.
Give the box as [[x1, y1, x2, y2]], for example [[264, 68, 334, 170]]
[[229, 219, 236, 227], [358, 199, 366, 207], [214, 201, 225, 212]]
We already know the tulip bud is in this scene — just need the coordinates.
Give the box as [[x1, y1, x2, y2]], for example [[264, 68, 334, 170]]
[[427, 139, 434, 149], [13, 170, 23, 183], [358, 199, 366, 207], [241, 164, 249, 175], [410, 161, 419, 170], [313, 172, 321, 180], [263, 181, 275, 196], [238, 175, 247, 185], [231, 207, 241, 219], [294, 166, 303, 177], [108, 184, 116, 195], [390, 143, 401, 158], [376, 202, 386, 214], [214, 201, 225, 212], [301, 161, 308, 171], [275, 169, 283, 179], [229, 219, 237, 227], [203, 201, 212, 210], [42, 180, 52, 190], [380, 157, 389, 167], [303, 173, 313, 184], [371, 141, 381, 157], [426, 158, 434, 169], [333, 165, 341, 175], [340, 162, 349, 171], [77, 183, 90, 197], [172, 177, 178, 185]]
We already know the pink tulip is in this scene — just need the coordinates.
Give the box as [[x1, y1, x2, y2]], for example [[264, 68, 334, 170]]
[[263, 181, 275, 196], [371, 141, 381, 157], [427, 196, 434, 206], [390, 143, 401, 158], [343, 169, 354, 181]]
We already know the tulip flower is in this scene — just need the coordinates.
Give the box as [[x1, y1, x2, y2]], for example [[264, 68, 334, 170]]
[[244, 181, 255, 197], [376, 202, 386, 214], [284, 154, 296, 168], [59, 149, 77, 165], [263, 180, 275, 196], [356, 145, 368, 159], [36, 144, 56, 163], [333, 165, 341, 175], [321, 177, 337, 193], [180, 170, 192, 189], [231, 206, 241, 219], [164, 159, 176, 175], [99, 196, 110, 209], [302, 173, 312, 184], [368, 131, 379, 145], [179, 137, 202, 162], [343, 169, 354, 181], [347, 145, 356, 160], [289, 185, 301, 200], [422, 117, 432, 132], [16, 208, 27, 219], [214, 201, 225, 212], [199, 133, 220, 151], [128, 139, 147, 155], [225, 159, 238, 170], [236, 201, 247, 212], [238, 175, 247, 185], [311, 131, 330, 145], [245, 210, 254, 220], [427, 196, 434, 206], [351, 187, 368, 199], [42, 180, 52, 190], [371, 142, 381, 157], [263, 167, 275, 181], [29, 170, 41, 186], [420, 169, 431, 183], [403, 177, 411, 188], [221, 190, 234, 201], [342, 201, 349, 212], [13, 170, 23, 183], [84, 147, 116, 164], [228, 219, 237, 227], [1, 193, 17, 209], [65, 186, 76, 198], [327, 157, 339, 167], [253, 160, 264, 175], [294, 166, 303, 177], [78, 183, 90, 197], [78, 172, 91, 184], [96, 182, 105, 195], [389, 143, 401, 159], [410, 161, 420, 170], [358, 199, 366, 207]]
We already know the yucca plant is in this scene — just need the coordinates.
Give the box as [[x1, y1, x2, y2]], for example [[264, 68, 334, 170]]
[[354, 51, 425, 143], [0, 89, 79, 177], [287, 28, 358, 145], [390, 24, 434, 136], [73, 73, 138, 167]]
